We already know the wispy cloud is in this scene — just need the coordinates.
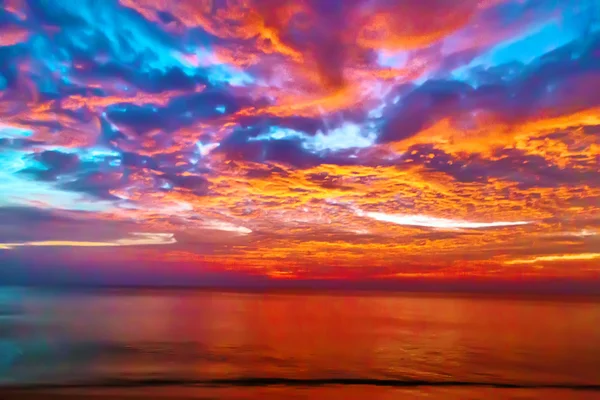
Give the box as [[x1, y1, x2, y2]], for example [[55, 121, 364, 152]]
[[359, 211, 531, 230], [204, 221, 252, 235], [0, 233, 176, 250], [505, 253, 600, 265]]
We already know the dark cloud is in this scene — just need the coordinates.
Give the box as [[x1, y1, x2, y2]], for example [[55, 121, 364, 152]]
[[165, 173, 209, 196], [380, 34, 600, 143], [18, 150, 80, 181], [38, 150, 79, 172], [380, 80, 473, 142], [244, 165, 289, 179], [236, 115, 329, 136], [399, 145, 600, 188], [106, 89, 243, 135], [217, 133, 321, 168], [0, 138, 41, 150], [121, 152, 157, 169], [0, 206, 130, 242], [61, 171, 125, 199], [75, 62, 202, 94]]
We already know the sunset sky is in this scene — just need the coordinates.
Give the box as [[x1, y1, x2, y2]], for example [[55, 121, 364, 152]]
[[0, 0, 599, 287]]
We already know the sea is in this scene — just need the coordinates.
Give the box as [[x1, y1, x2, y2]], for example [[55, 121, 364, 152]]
[[0, 287, 599, 399]]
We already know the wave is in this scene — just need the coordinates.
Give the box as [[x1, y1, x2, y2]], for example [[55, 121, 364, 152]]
[[3, 378, 600, 391]]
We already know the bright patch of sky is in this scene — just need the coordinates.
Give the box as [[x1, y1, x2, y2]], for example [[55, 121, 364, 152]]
[[204, 220, 252, 234], [196, 142, 221, 156], [0, 150, 115, 212], [0, 125, 33, 139], [249, 123, 377, 154], [360, 211, 531, 230], [450, 21, 580, 84], [377, 50, 409, 69]]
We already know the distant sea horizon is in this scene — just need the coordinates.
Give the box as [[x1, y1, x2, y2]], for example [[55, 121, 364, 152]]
[[2, 276, 600, 297]]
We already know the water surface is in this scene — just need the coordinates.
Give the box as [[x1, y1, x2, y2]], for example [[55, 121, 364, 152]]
[[1, 288, 599, 399]]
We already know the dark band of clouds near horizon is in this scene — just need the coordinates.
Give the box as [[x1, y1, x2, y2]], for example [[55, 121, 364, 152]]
[[0, 0, 599, 287]]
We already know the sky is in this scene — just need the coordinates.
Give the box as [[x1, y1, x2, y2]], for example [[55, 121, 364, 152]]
[[0, 0, 599, 288]]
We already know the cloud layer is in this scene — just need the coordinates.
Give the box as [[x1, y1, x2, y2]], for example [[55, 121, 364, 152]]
[[0, 0, 599, 282]]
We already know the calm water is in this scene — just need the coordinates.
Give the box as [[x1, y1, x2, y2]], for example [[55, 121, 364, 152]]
[[1, 287, 599, 399]]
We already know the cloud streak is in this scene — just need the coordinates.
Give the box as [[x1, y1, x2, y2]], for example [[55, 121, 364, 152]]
[[505, 253, 600, 265], [0, 233, 176, 250], [360, 212, 531, 230]]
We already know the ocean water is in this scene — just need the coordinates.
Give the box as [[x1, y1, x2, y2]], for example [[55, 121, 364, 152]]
[[0, 287, 599, 399]]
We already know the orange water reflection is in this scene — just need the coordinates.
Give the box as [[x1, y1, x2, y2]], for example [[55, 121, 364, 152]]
[[13, 290, 600, 386]]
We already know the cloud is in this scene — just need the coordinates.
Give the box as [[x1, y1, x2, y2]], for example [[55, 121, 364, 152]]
[[105, 89, 243, 137], [395, 145, 600, 189], [204, 221, 252, 235], [542, 230, 598, 238], [379, 41, 600, 144], [359, 211, 531, 230], [0, 0, 599, 281], [0, 232, 176, 250], [505, 253, 600, 265]]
